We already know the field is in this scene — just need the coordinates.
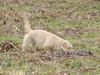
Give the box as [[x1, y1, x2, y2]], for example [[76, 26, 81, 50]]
[[0, 0, 100, 75]]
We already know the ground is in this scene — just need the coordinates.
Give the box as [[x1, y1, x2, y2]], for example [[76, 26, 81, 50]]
[[0, 0, 100, 75]]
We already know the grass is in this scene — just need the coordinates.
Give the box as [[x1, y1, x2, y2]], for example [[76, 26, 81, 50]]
[[0, 0, 100, 75], [0, 35, 22, 44]]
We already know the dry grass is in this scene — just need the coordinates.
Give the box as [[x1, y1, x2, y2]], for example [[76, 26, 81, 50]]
[[0, 0, 100, 75]]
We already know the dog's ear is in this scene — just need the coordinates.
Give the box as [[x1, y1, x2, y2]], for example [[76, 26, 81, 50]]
[[63, 43, 68, 49], [61, 43, 68, 51], [62, 42, 73, 51]]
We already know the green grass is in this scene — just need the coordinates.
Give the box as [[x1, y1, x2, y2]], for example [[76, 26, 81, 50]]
[[0, 0, 100, 75], [0, 35, 22, 44]]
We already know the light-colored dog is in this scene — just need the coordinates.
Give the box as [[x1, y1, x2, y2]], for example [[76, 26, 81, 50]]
[[21, 12, 73, 52]]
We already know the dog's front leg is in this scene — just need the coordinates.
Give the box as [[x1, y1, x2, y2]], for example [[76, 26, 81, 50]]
[[22, 34, 31, 52]]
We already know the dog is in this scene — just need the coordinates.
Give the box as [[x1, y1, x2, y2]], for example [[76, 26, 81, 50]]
[[21, 12, 73, 52]]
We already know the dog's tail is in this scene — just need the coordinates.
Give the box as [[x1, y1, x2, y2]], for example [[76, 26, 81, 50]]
[[21, 12, 32, 34]]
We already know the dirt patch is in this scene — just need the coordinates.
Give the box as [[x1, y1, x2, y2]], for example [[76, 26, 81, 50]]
[[64, 28, 84, 37], [0, 41, 18, 52]]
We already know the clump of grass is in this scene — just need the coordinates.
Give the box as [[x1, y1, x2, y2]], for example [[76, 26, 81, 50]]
[[0, 35, 22, 44], [0, 0, 100, 75]]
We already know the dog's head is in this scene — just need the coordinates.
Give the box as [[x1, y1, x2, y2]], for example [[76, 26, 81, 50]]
[[61, 40, 73, 51]]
